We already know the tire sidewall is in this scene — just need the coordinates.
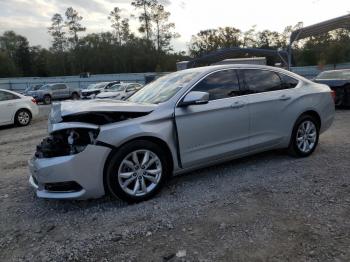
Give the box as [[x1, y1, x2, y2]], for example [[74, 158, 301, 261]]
[[106, 140, 170, 202], [15, 109, 32, 126], [43, 95, 51, 105], [290, 115, 320, 157], [72, 93, 79, 100]]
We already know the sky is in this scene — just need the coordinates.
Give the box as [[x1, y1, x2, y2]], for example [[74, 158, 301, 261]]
[[0, 0, 349, 52]]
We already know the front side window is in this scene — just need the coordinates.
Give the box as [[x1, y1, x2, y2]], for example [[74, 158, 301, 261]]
[[241, 69, 282, 93], [0, 91, 19, 101], [192, 69, 240, 100]]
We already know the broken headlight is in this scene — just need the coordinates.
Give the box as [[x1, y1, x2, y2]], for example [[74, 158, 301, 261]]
[[35, 128, 99, 158]]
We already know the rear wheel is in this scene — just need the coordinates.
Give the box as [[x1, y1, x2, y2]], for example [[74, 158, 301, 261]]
[[15, 109, 32, 126], [106, 140, 170, 202], [71, 92, 80, 100], [43, 95, 51, 105], [288, 114, 319, 157]]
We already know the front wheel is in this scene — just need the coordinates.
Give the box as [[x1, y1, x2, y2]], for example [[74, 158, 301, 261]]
[[71, 92, 80, 100], [105, 140, 170, 202], [288, 115, 319, 157]]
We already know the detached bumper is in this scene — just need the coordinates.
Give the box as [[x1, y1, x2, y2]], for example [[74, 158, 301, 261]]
[[28, 145, 111, 200]]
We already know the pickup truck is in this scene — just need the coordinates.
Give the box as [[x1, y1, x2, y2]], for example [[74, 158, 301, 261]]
[[25, 83, 81, 104]]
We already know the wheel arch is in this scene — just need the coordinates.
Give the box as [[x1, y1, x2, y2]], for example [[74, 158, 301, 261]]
[[13, 107, 32, 124], [102, 136, 174, 196], [299, 110, 321, 129]]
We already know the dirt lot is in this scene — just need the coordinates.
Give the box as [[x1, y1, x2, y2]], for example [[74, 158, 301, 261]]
[[0, 108, 350, 262]]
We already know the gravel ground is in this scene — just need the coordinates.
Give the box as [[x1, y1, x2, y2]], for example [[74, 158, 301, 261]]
[[0, 108, 349, 262]]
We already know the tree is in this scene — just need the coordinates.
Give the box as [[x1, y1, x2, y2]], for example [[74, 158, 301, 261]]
[[121, 18, 132, 43], [0, 51, 18, 77], [189, 27, 242, 57], [131, 0, 157, 41], [151, 3, 179, 52], [0, 31, 31, 76], [48, 13, 66, 52], [65, 7, 86, 48], [108, 7, 122, 45]]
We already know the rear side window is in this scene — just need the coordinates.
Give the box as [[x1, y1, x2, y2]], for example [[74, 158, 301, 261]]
[[279, 74, 299, 89], [240, 69, 282, 93], [192, 69, 240, 100], [0, 91, 19, 101], [52, 84, 66, 90]]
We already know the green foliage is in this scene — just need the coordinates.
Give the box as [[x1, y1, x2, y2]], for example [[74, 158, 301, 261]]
[[189, 24, 350, 67], [65, 7, 86, 48], [1, 3, 350, 78]]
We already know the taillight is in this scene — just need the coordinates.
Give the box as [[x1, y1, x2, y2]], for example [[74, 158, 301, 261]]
[[330, 90, 336, 103], [31, 98, 37, 104]]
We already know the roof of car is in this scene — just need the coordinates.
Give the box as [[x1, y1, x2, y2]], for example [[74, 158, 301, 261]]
[[180, 64, 305, 80], [0, 89, 23, 96]]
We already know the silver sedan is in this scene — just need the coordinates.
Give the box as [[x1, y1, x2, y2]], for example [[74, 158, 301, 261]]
[[29, 65, 335, 202]]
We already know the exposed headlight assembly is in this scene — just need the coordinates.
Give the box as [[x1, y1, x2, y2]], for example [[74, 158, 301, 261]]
[[35, 128, 99, 158]]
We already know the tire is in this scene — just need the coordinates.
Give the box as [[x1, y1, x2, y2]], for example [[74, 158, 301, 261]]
[[106, 140, 170, 203], [71, 92, 80, 100], [288, 114, 320, 157], [15, 109, 32, 126], [334, 88, 345, 107], [43, 95, 51, 105]]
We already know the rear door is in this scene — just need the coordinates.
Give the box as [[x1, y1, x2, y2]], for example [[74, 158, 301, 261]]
[[51, 84, 62, 99], [59, 84, 70, 98], [0, 91, 20, 124], [175, 69, 250, 168], [238, 69, 299, 149]]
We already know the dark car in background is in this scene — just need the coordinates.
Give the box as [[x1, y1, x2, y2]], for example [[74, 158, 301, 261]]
[[81, 81, 121, 99], [314, 69, 350, 106], [26, 83, 80, 104]]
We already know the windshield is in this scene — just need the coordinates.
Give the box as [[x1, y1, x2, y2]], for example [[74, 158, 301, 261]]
[[40, 84, 50, 90], [87, 82, 107, 90], [316, 70, 350, 80], [128, 71, 200, 104], [25, 85, 41, 92]]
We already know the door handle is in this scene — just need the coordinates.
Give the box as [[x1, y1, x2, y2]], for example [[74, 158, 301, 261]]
[[279, 95, 291, 101], [231, 101, 245, 109]]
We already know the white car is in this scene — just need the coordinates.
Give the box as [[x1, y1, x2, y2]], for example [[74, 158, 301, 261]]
[[96, 83, 143, 100], [0, 89, 39, 127]]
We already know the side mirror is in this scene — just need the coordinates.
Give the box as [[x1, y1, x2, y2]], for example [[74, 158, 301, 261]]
[[178, 91, 209, 107]]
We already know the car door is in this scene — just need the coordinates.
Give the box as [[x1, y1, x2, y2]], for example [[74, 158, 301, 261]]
[[50, 84, 61, 99], [175, 69, 250, 168], [59, 84, 70, 98], [0, 90, 19, 124], [238, 69, 299, 150]]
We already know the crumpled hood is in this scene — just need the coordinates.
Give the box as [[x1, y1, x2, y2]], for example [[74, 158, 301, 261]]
[[54, 99, 157, 118]]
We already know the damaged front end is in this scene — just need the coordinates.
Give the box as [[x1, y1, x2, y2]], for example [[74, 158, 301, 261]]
[[35, 127, 99, 158], [41, 100, 154, 158], [29, 100, 156, 199]]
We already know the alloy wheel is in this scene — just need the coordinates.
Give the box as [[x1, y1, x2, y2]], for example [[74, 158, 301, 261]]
[[18, 111, 30, 125], [296, 120, 317, 153], [117, 150, 162, 197]]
